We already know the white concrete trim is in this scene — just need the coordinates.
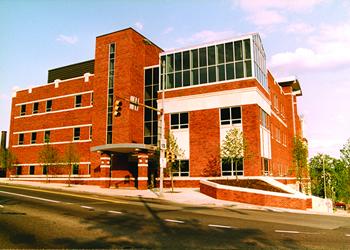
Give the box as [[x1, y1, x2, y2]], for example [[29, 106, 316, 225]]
[[200, 179, 307, 199], [161, 33, 256, 55], [138, 177, 148, 181], [12, 162, 91, 166], [158, 87, 271, 115], [15, 75, 95, 94], [144, 65, 159, 69], [100, 165, 110, 168], [100, 157, 111, 160], [138, 164, 148, 167], [15, 90, 94, 106], [15, 105, 93, 119], [14, 124, 92, 134], [12, 140, 92, 147], [7, 177, 137, 181], [271, 110, 287, 128]]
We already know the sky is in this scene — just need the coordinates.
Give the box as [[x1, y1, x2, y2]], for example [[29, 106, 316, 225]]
[[0, 0, 349, 158]]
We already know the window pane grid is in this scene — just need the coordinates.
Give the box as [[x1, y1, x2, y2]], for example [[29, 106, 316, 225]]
[[161, 38, 255, 90]]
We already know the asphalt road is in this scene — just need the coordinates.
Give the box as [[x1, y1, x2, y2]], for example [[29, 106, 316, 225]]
[[0, 184, 349, 249]]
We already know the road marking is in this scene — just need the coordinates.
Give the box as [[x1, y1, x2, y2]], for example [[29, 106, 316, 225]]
[[0, 184, 128, 205], [108, 210, 122, 214], [80, 205, 94, 210], [208, 224, 234, 229], [164, 219, 185, 224], [0, 190, 61, 203], [346, 234, 350, 237], [275, 230, 300, 234], [0, 205, 3, 208], [275, 230, 320, 235]]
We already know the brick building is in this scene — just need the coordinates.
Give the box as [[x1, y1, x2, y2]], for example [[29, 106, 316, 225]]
[[8, 28, 305, 189]]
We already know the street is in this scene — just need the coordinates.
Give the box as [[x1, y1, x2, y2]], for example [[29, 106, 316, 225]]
[[0, 184, 349, 249]]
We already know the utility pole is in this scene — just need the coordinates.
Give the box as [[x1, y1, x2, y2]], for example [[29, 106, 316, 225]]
[[159, 60, 166, 197], [323, 155, 327, 199]]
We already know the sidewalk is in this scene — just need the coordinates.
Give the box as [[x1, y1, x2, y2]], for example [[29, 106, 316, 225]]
[[0, 179, 348, 217]]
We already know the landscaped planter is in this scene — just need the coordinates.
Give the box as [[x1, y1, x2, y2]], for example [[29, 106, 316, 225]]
[[200, 179, 311, 210]]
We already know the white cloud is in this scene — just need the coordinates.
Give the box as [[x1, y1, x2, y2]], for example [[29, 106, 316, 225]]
[[232, 0, 325, 26], [0, 94, 8, 100], [163, 27, 174, 34], [176, 30, 237, 46], [269, 22, 350, 75], [56, 34, 78, 45], [286, 22, 315, 34], [134, 22, 144, 31]]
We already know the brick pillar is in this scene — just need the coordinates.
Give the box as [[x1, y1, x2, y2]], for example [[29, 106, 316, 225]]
[[137, 153, 149, 190], [100, 153, 111, 188]]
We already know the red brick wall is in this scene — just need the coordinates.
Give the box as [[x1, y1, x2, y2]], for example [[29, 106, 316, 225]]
[[200, 181, 308, 210], [242, 104, 261, 176], [189, 109, 220, 177]]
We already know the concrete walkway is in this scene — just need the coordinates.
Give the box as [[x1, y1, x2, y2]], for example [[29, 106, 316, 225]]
[[0, 179, 348, 217]]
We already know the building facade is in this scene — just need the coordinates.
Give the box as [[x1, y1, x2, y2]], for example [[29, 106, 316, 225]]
[[8, 28, 305, 189]]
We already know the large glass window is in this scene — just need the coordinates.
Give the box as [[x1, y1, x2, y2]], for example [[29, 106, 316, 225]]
[[172, 160, 189, 177], [161, 37, 256, 90], [107, 43, 116, 144], [222, 158, 243, 176], [29, 165, 35, 175], [144, 67, 159, 145], [220, 107, 242, 125], [170, 112, 188, 129]]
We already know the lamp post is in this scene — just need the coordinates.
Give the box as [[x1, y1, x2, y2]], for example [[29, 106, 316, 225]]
[[323, 155, 327, 199], [159, 60, 166, 197]]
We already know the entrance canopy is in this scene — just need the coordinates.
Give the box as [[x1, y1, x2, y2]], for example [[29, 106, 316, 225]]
[[91, 143, 157, 154]]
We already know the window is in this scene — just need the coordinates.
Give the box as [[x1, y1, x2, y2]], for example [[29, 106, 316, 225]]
[[29, 165, 35, 175], [88, 164, 91, 175], [73, 128, 80, 141], [31, 132, 37, 144], [222, 158, 243, 176], [90, 93, 94, 105], [46, 100, 52, 112], [260, 109, 269, 129], [172, 160, 189, 177], [33, 102, 39, 114], [161, 37, 260, 90], [107, 43, 116, 144], [170, 113, 188, 129], [43, 165, 48, 175], [72, 164, 79, 175], [18, 133, 24, 145], [89, 126, 92, 140], [16, 166, 22, 175], [263, 158, 269, 175], [75, 95, 82, 107], [44, 130, 50, 143], [20, 105, 26, 116], [220, 107, 241, 125], [274, 95, 279, 111]]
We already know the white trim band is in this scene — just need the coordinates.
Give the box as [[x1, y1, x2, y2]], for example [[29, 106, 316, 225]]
[[14, 124, 92, 134], [15, 105, 93, 119]]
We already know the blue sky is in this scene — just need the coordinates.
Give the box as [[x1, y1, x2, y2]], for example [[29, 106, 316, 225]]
[[1, 0, 349, 157]]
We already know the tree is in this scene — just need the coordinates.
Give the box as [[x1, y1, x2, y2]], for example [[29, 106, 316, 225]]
[[340, 138, 350, 168], [292, 136, 309, 192], [166, 132, 184, 192], [38, 143, 61, 182], [309, 154, 336, 199], [0, 148, 16, 178], [220, 128, 248, 179], [63, 143, 80, 187]]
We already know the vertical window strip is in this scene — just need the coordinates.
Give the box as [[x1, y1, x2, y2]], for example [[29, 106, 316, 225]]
[[107, 43, 115, 144]]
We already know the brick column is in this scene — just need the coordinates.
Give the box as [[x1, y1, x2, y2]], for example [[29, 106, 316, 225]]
[[100, 153, 111, 188], [137, 153, 149, 190]]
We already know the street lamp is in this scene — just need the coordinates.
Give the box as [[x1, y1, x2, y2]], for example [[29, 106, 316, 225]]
[[323, 155, 327, 199]]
